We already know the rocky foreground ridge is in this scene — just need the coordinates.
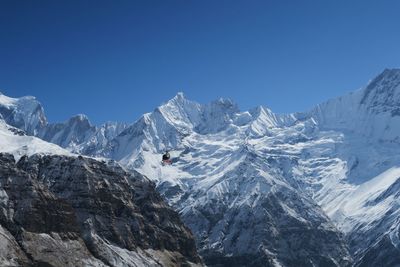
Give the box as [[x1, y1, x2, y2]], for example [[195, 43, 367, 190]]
[[0, 152, 202, 267]]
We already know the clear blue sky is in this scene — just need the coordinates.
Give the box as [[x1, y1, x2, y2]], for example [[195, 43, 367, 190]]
[[1, 0, 399, 124]]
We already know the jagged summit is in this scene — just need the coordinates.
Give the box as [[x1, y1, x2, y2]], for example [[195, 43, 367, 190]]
[[154, 92, 247, 135], [174, 91, 186, 99], [70, 113, 90, 121], [165, 92, 188, 105], [360, 68, 400, 114], [163, 92, 195, 107], [157, 92, 202, 128], [209, 97, 239, 113], [67, 114, 92, 127]]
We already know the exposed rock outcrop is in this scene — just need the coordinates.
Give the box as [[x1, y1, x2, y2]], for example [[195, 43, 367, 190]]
[[0, 153, 202, 267]]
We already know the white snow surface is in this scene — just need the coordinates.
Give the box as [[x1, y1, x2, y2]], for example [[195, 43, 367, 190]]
[[0, 93, 17, 108], [0, 120, 72, 160]]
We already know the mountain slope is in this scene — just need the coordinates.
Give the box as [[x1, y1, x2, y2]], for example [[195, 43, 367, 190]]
[[310, 68, 400, 142], [0, 120, 202, 266], [0, 119, 72, 160], [302, 68, 400, 266]]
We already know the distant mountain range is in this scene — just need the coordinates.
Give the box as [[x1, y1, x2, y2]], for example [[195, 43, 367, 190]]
[[1, 68, 400, 266]]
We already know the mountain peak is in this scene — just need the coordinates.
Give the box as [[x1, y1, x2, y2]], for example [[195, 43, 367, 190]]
[[0, 92, 47, 135], [215, 97, 235, 105], [363, 69, 400, 96], [70, 114, 90, 122], [67, 114, 92, 128], [209, 97, 239, 114], [174, 91, 185, 99], [251, 105, 273, 116], [162, 92, 193, 109], [360, 68, 400, 115], [382, 68, 400, 75], [168, 92, 187, 103]]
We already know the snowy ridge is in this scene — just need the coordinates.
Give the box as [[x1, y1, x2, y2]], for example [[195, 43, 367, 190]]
[[0, 119, 71, 161], [310, 69, 400, 142]]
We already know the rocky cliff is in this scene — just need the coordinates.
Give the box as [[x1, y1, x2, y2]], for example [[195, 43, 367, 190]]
[[0, 152, 202, 267]]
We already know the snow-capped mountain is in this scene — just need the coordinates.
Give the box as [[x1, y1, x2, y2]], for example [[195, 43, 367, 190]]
[[39, 114, 128, 155], [0, 119, 72, 160], [311, 68, 400, 142], [302, 69, 400, 266], [2, 68, 400, 266], [0, 119, 202, 266], [0, 93, 128, 154], [0, 92, 47, 135], [39, 114, 97, 148]]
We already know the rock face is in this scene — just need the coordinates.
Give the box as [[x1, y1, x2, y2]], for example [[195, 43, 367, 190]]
[[0, 153, 202, 267], [360, 68, 400, 115], [184, 182, 351, 267]]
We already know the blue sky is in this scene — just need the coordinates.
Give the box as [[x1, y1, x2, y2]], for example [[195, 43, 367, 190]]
[[1, 0, 400, 124]]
